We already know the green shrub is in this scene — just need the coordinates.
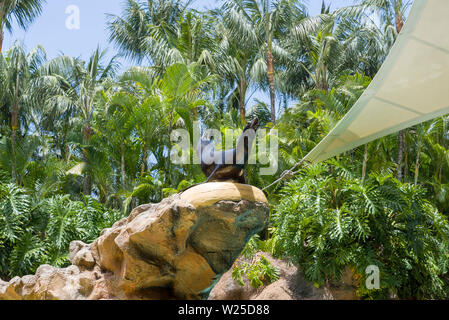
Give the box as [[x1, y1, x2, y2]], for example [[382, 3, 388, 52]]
[[232, 254, 280, 289], [0, 183, 124, 279], [273, 162, 449, 299]]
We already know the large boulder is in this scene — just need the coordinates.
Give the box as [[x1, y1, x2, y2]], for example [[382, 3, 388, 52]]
[[0, 182, 269, 300]]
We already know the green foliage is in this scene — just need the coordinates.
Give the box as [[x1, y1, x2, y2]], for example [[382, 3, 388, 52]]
[[0, 183, 30, 242], [0, 183, 123, 279], [232, 254, 280, 289], [0, 0, 448, 301], [273, 162, 449, 299], [0, 0, 46, 31], [240, 232, 280, 259]]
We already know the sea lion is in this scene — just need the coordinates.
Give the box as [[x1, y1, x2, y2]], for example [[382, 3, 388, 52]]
[[197, 117, 259, 184]]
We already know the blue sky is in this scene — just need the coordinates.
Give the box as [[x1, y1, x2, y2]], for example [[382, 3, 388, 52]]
[[3, 0, 353, 108], [3, 0, 352, 66]]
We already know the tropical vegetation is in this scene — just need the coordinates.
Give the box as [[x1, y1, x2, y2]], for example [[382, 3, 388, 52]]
[[1, 0, 448, 299]]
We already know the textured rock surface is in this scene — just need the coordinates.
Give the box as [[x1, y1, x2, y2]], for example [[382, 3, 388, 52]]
[[0, 183, 269, 300], [208, 252, 359, 300]]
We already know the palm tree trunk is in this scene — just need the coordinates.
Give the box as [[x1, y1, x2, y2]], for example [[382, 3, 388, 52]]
[[11, 107, 18, 183], [316, 64, 329, 92], [267, 44, 276, 125], [395, 13, 404, 34], [362, 143, 369, 183], [121, 144, 126, 186], [140, 144, 148, 177], [0, 30, 3, 53], [65, 143, 71, 163], [397, 130, 404, 181], [404, 139, 409, 181], [82, 121, 92, 195], [82, 171, 92, 195], [239, 78, 247, 125], [100, 185, 108, 204], [414, 143, 421, 185], [10, 69, 20, 183], [11, 95, 19, 183], [0, 4, 4, 53], [396, 12, 405, 182]]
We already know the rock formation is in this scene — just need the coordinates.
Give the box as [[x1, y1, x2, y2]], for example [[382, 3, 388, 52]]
[[0, 182, 269, 300], [208, 252, 359, 300]]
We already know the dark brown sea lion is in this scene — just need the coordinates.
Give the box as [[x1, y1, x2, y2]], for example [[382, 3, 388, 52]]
[[179, 117, 260, 194], [197, 117, 259, 184]]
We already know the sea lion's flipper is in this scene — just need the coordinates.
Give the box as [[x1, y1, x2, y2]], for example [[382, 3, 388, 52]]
[[205, 164, 221, 183], [236, 175, 245, 184]]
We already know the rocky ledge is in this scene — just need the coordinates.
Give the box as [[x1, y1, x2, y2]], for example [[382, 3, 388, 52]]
[[0, 182, 269, 300], [208, 252, 359, 300]]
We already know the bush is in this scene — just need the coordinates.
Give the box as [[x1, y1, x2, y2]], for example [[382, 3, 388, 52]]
[[272, 162, 449, 299], [0, 183, 124, 279], [232, 254, 280, 289]]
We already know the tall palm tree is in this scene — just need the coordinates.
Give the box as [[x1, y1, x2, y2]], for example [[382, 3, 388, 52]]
[[96, 89, 136, 188], [0, 0, 46, 52], [36, 48, 120, 195], [281, 9, 383, 95], [223, 0, 307, 124], [107, 0, 187, 60], [356, 0, 413, 180], [212, 11, 259, 124], [107, 0, 215, 74], [0, 43, 46, 182], [358, 0, 412, 33], [119, 62, 213, 177]]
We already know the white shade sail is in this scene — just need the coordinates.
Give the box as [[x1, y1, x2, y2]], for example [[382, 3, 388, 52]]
[[303, 0, 449, 164]]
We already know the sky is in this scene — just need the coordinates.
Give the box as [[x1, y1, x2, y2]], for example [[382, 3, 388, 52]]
[[3, 0, 353, 108]]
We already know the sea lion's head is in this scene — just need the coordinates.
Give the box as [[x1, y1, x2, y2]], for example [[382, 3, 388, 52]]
[[243, 116, 259, 132]]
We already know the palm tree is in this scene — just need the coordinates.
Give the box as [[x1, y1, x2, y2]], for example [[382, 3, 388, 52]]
[[120, 62, 213, 177], [119, 68, 162, 177], [278, 5, 390, 183], [0, 0, 46, 52], [0, 43, 47, 182], [283, 6, 386, 94], [355, 0, 413, 180], [37, 48, 120, 195], [107, 0, 187, 61], [212, 12, 259, 125], [358, 0, 412, 33], [222, 0, 307, 124], [107, 0, 215, 74], [96, 89, 135, 189]]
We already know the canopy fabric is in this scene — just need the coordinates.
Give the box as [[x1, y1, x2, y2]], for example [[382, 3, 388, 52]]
[[303, 0, 449, 164]]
